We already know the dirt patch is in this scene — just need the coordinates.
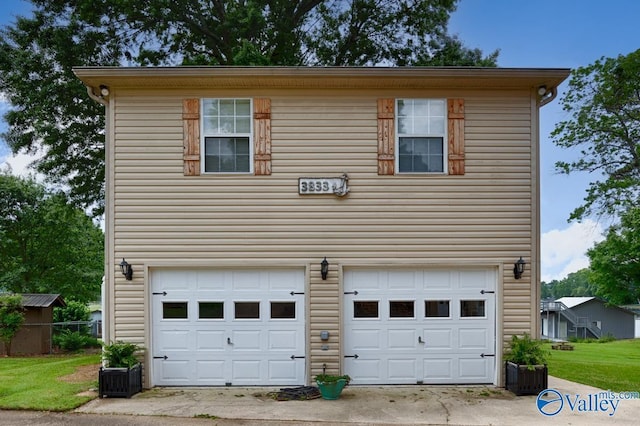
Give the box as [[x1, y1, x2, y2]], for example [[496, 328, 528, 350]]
[[58, 363, 101, 383]]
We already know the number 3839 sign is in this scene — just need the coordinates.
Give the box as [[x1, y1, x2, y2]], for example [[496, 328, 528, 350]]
[[298, 175, 349, 197]]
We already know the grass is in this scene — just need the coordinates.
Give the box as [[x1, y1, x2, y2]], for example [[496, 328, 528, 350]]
[[545, 339, 640, 392], [0, 353, 100, 411]]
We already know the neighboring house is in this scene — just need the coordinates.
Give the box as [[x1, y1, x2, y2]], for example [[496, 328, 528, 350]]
[[74, 66, 569, 388], [541, 297, 636, 340], [88, 302, 103, 338], [0, 294, 65, 355], [620, 305, 640, 338]]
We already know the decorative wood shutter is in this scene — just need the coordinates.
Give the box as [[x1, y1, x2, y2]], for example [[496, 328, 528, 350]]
[[253, 98, 272, 175], [377, 98, 395, 175], [447, 99, 465, 175], [183, 99, 200, 176]]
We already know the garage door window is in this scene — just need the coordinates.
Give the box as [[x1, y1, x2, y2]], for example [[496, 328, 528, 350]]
[[199, 302, 224, 319], [460, 300, 485, 317], [271, 302, 296, 319], [425, 300, 450, 318], [163, 302, 188, 319], [235, 301, 260, 319], [354, 301, 379, 318], [389, 301, 414, 318]]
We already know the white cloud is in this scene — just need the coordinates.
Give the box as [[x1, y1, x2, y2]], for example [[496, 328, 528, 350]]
[[541, 219, 605, 282]]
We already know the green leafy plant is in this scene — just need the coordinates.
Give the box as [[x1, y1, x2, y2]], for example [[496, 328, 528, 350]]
[[314, 374, 351, 384], [54, 330, 100, 352], [102, 341, 143, 368], [0, 294, 25, 356], [504, 333, 549, 370]]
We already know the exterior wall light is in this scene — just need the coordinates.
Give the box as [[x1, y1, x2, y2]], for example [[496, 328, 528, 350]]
[[320, 257, 329, 280], [513, 257, 526, 280], [99, 85, 110, 97], [120, 258, 133, 281]]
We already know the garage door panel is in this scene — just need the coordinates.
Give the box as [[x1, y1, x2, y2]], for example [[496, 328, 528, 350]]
[[152, 268, 305, 386], [424, 358, 452, 379], [388, 329, 416, 349], [388, 359, 417, 379], [345, 268, 496, 385], [458, 328, 488, 349], [423, 329, 453, 350], [351, 329, 381, 349], [195, 330, 225, 350]]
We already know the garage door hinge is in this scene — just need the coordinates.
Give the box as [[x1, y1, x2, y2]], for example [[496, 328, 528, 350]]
[[480, 353, 495, 358], [344, 354, 359, 359], [152, 291, 167, 296], [290, 291, 304, 295], [343, 291, 359, 295], [154, 355, 168, 360], [290, 355, 305, 359], [480, 290, 494, 294]]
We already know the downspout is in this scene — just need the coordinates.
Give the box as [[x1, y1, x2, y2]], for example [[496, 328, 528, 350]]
[[539, 86, 558, 108]]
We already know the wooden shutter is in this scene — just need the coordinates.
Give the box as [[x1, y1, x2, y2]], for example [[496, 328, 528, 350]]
[[254, 98, 272, 175], [183, 99, 200, 176], [377, 98, 395, 175], [447, 99, 465, 175]]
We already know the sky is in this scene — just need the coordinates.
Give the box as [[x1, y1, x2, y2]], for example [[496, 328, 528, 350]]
[[1, 0, 639, 282]]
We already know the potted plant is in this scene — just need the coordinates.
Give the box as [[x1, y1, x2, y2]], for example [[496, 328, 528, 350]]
[[314, 374, 351, 400], [504, 333, 549, 395], [99, 340, 144, 398]]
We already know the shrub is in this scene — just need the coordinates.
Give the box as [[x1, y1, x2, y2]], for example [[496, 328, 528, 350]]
[[505, 333, 549, 370], [102, 341, 143, 368], [53, 329, 100, 352]]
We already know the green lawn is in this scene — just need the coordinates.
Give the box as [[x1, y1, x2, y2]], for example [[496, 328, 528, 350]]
[[0, 354, 100, 411], [546, 339, 640, 392]]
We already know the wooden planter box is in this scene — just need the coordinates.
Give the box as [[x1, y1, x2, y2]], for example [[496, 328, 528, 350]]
[[505, 361, 548, 396], [99, 363, 142, 398]]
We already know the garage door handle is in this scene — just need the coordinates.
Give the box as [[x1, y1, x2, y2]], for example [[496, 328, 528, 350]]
[[418, 336, 424, 344], [227, 338, 232, 345]]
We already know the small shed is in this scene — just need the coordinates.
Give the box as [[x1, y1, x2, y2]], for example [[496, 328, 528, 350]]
[[0, 294, 66, 355]]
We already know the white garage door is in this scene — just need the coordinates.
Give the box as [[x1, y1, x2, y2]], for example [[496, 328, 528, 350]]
[[344, 268, 496, 385], [151, 269, 305, 386]]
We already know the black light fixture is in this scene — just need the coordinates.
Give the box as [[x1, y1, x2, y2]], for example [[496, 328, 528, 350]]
[[120, 258, 133, 281], [513, 257, 526, 280], [320, 257, 329, 280]]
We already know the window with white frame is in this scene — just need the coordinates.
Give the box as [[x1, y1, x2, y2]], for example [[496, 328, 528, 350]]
[[202, 99, 252, 173], [397, 99, 446, 173]]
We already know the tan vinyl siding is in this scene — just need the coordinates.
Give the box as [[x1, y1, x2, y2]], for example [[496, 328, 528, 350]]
[[110, 89, 536, 376]]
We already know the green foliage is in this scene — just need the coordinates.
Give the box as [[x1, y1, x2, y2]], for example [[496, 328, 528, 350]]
[[102, 341, 143, 368], [0, 294, 25, 356], [0, 1, 498, 213], [53, 329, 100, 352], [551, 49, 640, 221], [53, 301, 90, 323], [314, 374, 351, 384], [587, 207, 640, 304], [504, 333, 549, 369], [541, 268, 598, 299], [0, 174, 104, 303]]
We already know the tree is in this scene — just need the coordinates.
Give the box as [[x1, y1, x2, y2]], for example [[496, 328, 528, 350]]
[[0, 0, 498, 215], [540, 268, 597, 300], [551, 49, 640, 222], [0, 174, 104, 303], [0, 294, 25, 356], [587, 207, 640, 305]]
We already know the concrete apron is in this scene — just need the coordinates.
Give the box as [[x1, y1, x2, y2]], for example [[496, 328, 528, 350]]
[[76, 376, 640, 425]]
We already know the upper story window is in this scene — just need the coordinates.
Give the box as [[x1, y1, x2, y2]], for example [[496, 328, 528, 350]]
[[396, 99, 446, 173], [202, 99, 252, 173]]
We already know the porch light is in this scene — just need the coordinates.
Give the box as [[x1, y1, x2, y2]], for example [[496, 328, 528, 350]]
[[320, 257, 329, 280], [120, 258, 133, 281], [513, 257, 526, 280], [99, 85, 110, 97]]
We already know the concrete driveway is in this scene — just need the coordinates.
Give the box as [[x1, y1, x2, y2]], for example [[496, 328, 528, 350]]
[[71, 376, 639, 425]]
